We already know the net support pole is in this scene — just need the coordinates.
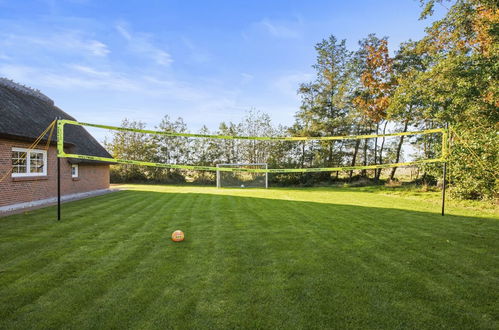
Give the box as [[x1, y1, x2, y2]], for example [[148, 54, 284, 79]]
[[57, 155, 61, 221], [441, 123, 449, 216], [56, 117, 61, 221], [441, 161, 446, 216]]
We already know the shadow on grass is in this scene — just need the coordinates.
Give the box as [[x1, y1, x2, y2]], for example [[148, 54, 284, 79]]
[[115, 183, 499, 219], [0, 189, 498, 329]]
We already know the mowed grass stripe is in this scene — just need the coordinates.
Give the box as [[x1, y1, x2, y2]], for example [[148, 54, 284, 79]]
[[145, 193, 234, 327], [0, 191, 153, 291], [63, 192, 190, 329], [281, 201, 494, 327], [16, 192, 177, 322], [0, 192, 153, 321], [284, 201, 497, 328], [233, 196, 314, 329], [0, 192, 180, 327], [0, 191, 145, 266], [200, 193, 283, 328], [69, 192, 210, 329], [247, 198, 383, 328], [127, 192, 220, 329]]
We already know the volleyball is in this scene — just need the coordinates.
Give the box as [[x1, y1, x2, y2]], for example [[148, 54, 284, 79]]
[[171, 230, 184, 242]]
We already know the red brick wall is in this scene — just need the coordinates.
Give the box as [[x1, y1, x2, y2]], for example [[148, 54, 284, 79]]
[[0, 138, 109, 207]]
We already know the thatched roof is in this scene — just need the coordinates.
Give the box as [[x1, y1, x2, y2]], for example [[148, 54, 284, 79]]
[[0, 79, 112, 164]]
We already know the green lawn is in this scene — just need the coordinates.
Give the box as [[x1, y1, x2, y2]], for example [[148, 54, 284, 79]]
[[0, 185, 497, 329]]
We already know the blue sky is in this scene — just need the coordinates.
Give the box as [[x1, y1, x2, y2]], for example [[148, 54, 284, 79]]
[[0, 0, 447, 133]]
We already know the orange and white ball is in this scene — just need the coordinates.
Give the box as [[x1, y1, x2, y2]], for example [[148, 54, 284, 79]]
[[171, 230, 184, 242]]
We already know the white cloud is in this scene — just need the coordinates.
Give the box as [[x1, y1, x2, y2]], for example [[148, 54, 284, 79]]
[[115, 24, 132, 40], [0, 61, 300, 131], [85, 40, 110, 56], [0, 15, 307, 132], [0, 30, 110, 57], [0, 63, 247, 120], [70, 64, 110, 76], [115, 22, 173, 67], [0, 64, 140, 91], [251, 18, 303, 39], [240, 73, 254, 84]]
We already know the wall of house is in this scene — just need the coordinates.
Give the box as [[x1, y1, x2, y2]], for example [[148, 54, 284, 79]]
[[0, 138, 110, 207]]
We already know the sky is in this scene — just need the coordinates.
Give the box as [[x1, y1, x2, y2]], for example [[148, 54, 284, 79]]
[[0, 0, 448, 134]]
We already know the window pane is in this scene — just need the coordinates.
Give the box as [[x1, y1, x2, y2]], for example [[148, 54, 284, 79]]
[[71, 165, 78, 177], [13, 165, 27, 173], [12, 151, 27, 174], [29, 152, 45, 173], [12, 151, 27, 165]]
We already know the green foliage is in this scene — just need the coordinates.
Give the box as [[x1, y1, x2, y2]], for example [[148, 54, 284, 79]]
[[410, 0, 499, 199], [449, 126, 498, 199], [104, 119, 156, 182], [105, 118, 188, 184]]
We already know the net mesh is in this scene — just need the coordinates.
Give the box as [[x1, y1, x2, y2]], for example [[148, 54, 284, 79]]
[[56, 120, 448, 175]]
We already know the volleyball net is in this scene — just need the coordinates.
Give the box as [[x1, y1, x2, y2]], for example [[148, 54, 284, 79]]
[[56, 119, 448, 173]]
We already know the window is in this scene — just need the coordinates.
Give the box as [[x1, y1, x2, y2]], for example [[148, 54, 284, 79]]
[[71, 164, 79, 178], [12, 148, 47, 177]]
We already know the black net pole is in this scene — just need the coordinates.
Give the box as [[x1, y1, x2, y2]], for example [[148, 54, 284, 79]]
[[57, 118, 61, 221], [441, 123, 449, 216], [441, 161, 446, 216]]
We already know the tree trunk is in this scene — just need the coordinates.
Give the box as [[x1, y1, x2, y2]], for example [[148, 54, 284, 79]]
[[376, 121, 388, 179], [361, 125, 371, 177], [349, 138, 361, 179], [361, 138, 368, 177], [334, 141, 344, 180], [390, 120, 409, 180]]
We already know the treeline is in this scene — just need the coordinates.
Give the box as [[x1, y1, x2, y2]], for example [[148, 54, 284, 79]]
[[105, 108, 435, 188], [106, 0, 498, 200]]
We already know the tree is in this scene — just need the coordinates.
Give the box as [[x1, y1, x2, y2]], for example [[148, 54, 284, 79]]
[[191, 125, 219, 183], [294, 35, 355, 181], [153, 115, 190, 182], [386, 41, 429, 180], [104, 119, 155, 182], [239, 109, 276, 164], [217, 121, 240, 164], [412, 0, 499, 199], [353, 34, 395, 178]]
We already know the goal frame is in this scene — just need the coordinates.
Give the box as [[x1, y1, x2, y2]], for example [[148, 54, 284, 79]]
[[216, 163, 268, 189]]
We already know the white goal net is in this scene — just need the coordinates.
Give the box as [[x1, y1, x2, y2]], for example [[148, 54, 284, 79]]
[[216, 163, 268, 188]]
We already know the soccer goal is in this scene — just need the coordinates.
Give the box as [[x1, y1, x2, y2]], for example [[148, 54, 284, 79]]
[[216, 163, 268, 189]]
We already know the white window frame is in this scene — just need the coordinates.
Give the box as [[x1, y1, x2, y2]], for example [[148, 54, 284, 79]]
[[11, 148, 48, 177], [71, 164, 79, 178]]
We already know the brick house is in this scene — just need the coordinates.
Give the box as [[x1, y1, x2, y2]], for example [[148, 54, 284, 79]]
[[0, 78, 112, 213]]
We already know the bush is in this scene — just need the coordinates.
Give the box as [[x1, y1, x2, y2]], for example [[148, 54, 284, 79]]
[[110, 166, 186, 184], [412, 173, 438, 186]]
